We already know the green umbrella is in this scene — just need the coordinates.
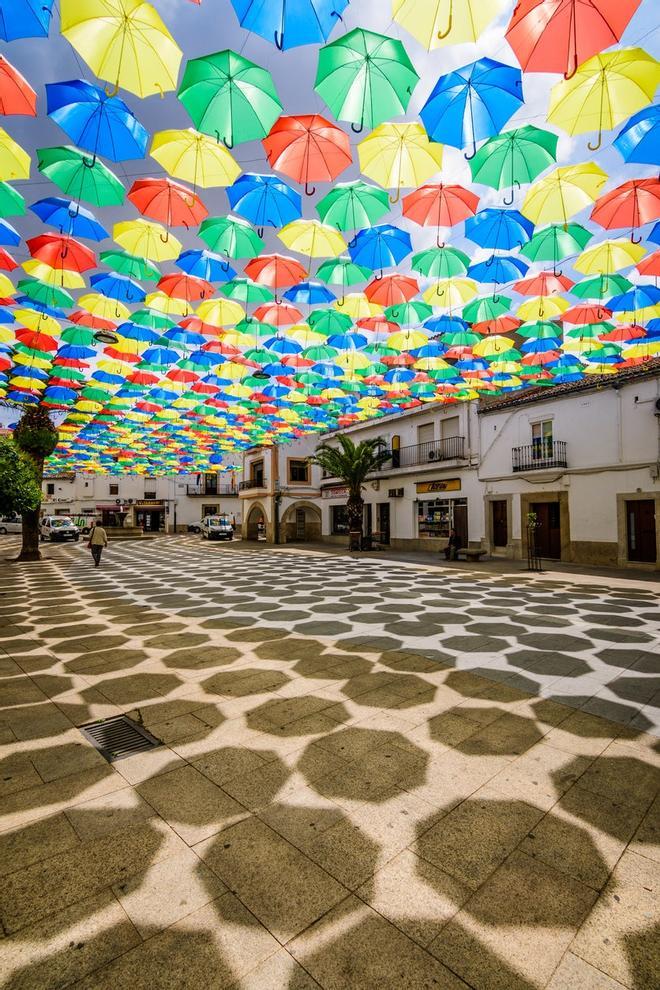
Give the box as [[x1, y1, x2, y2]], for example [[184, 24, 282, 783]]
[[363, 342, 399, 357], [303, 344, 340, 361], [51, 365, 86, 381], [469, 126, 558, 201], [517, 320, 562, 339], [37, 146, 125, 206], [0, 180, 25, 217], [316, 257, 371, 287], [17, 278, 74, 309], [316, 180, 390, 230], [571, 274, 632, 300], [178, 50, 282, 148], [412, 246, 470, 280], [308, 309, 352, 335], [384, 301, 432, 324], [235, 318, 273, 338], [565, 322, 611, 339], [463, 296, 511, 323], [61, 326, 96, 346], [222, 278, 274, 304], [243, 349, 278, 364], [131, 309, 175, 330], [100, 249, 161, 282], [199, 215, 264, 258], [521, 223, 592, 269], [315, 28, 419, 133]]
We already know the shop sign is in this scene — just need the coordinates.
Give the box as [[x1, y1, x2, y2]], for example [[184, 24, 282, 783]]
[[136, 500, 164, 506], [322, 486, 349, 499], [415, 479, 461, 494]]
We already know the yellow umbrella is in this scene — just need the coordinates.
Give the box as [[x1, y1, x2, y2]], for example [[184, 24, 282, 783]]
[[13, 308, 60, 335], [334, 293, 382, 319], [358, 123, 443, 202], [423, 278, 477, 309], [0, 273, 15, 296], [414, 357, 450, 371], [0, 326, 14, 344], [150, 129, 240, 188], [78, 293, 130, 322], [221, 362, 250, 380], [12, 354, 53, 371], [517, 296, 569, 321], [522, 164, 607, 225], [548, 48, 660, 150], [335, 351, 371, 371], [583, 363, 619, 375], [387, 329, 428, 349], [279, 220, 346, 258], [197, 298, 245, 326], [22, 261, 85, 289], [489, 361, 522, 374], [622, 341, 660, 359], [392, 0, 504, 50], [0, 127, 30, 180], [114, 220, 181, 261], [575, 239, 645, 275], [618, 304, 660, 324], [473, 335, 515, 357], [11, 374, 48, 388], [61, 0, 183, 98], [145, 291, 189, 317], [287, 324, 326, 346]]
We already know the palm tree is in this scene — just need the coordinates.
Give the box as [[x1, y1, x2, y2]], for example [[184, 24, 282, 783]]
[[311, 435, 390, 550], [13, 404, 58, 561]]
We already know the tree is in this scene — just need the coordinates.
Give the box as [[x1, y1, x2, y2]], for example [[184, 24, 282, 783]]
[[0, 437, 42, 517], [310, 435, 390, 550], [12, 405, 58, 562]]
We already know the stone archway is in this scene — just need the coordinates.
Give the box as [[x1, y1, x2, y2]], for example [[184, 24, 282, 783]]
[[281, 501, 322, 543], [245, 503, 267, 541]]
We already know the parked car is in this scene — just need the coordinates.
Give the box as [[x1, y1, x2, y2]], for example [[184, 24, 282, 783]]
[[201, 515, 233, 541], [0, 514, 22, 534], [40, 516, 80, 542]]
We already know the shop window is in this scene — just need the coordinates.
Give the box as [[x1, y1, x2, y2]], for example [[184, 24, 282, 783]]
[[144, 491, 156, 499], [289, 459, 309, 483], [109, 483, 119, 496], [417, 498, 467, 539], [331, 505, 349, 535]]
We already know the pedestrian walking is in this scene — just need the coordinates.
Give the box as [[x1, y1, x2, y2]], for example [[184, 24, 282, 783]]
[[88, 521, 108, 567]]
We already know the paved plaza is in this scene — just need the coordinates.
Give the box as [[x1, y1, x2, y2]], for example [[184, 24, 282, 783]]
[[1, 537, 659, 989]]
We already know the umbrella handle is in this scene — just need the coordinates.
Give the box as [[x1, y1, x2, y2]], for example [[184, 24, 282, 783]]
[[552, 265, 562, 277], [374, 270, 383, 281], [351, 121, 364, 134], [105, 81, 120, 98], [389, 188, 401, 205], [502, 181, 519, 207], [68, 203, 81, 219], [587, 133, 602, 152], [160, 230, 170, 243], [217, 130, 234, 150], [436, 233, 445, 248], [464, 141, 477, 160], [257, 227, 264, 238], [437, 2, 453, 39], [336, 297, 345, 308], [304, 182, 316, 197], [274, 30, 284, 50], [631, 232, 642, 245], [221, 260, 230, 272]]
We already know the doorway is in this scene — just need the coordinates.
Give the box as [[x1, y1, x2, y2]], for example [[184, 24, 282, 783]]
[[491, 500, 508, 548], [136, 509, 163, 532], [453, 501, 468, 549], [364, 503, 373, 538], [532, 501, 561, 559], [626, 500, 656, 563], [295, 509, 306, 540], [377, 503, 390, 544]]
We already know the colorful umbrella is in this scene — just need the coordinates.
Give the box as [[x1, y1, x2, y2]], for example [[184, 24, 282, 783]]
[[46, 80, 148, 162], [0, 56, 37, 116], [349, 225, 412, 273], [393, 0, 505, 50], [226, 173, 302, 232], [127, 178, 207, 228], [403, 183, 479, 238], [358, 123, 443, 202], [614, 106, 660, 166], [315, 28, 419, 133], [316, 181, 390, 231], [465, 208, 534, 250], [263, 114, 351, 195], [114, 219, 182, 261], [279, 220, 346, 258], [61, 0, 183, 98], [38, 146, 125, 206], [199, 214, 264, 259], [230, 0, 348, 51], [574, 238, 645, 275], [0, 0, 53, 41], [469, 126, 557, 203], [0, 128, 30, 181], [522, 164, 607, 226], [150, 129, 240, 188], [30, 198, 108, 241], [178, 49, 281, 148], [591, 179, 660, 240], [521, 223, 592, 271]]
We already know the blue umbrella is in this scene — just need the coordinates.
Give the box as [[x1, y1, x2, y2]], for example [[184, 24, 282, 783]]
[[520, 337, 561, 353], [0, 308, 15, 324], [163, 328, 206, 347], [327, 332, 368, 349], [614, 106, 660, 167], [608, 285, 660, 312], [56, 344, 96, 360], [465, 209, 534, 250], [0, 219, 20, 246], [227, 173, 302, 233], [645, 318, 660, 338], [468, 255, 528, 284], [116, 322, 159, 344], [421, 58, 523, 157], [188, 351, 221, 368], [412, 341, 447, 358], [14, 298, 65, 318], [284, 281, 336, 305], [264, 336, 302, 354], [0, 0, 53, 40], [349, 224, 412, 272], [90, 273, 146, 304], [30, 197, 109, 241], [230, 0, 348, 50], [46, 80, 149, 162], [424, 315, 467, 334], [649, 222, 660, 246], [176, 250, 236, 282]]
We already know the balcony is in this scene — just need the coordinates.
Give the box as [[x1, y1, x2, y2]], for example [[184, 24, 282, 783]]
[[512, 440, 567, 472], [186, 484, 236, 496], [378, 436, 466, 471], [238, 479, 266, 491]]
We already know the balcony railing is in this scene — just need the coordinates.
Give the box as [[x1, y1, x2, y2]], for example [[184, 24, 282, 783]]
[[238, 479, 266, 491], [512, 440, 567, 472], [186, 485, 236, 496], [375, 436, 466, 471]]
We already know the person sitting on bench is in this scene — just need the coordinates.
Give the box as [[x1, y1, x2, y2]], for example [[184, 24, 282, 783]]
[[444, 528, 458, 561]]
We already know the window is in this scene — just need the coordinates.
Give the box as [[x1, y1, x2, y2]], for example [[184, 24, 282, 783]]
[[250, 460, 264, 486], [418, 498, 467, 539], [289, 459, 309, 484], [46, 483, 55, 495], [417, 423, 434, 445], [391, 434, 401, 468], [531, 420, 553, 460], [144, 491, 156, 500], [331, 505, 349, 535], [109, 483, 119, 496], [441, 416, 460, 440], [203, 472, 218, 495]]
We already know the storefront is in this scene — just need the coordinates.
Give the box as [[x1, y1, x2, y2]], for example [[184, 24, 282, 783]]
[[416, 479, 467, 546], [134, 500, 165, 532]]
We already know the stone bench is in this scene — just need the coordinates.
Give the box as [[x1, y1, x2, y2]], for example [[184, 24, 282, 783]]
[[457, 547, 488, 562]]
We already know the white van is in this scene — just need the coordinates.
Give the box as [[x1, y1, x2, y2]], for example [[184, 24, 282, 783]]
[[201, 515, 234, 541], [0, 514, 22, 534], [40, 516, 80, 542]]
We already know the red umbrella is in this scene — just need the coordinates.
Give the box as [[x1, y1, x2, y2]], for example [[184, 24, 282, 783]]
[[253, 301, 303, 325], [127, 178, 208, 228], [0, 55, 36, 116], [356, 316, 401, 334], [473, 316, 523, 335], [402, 183, 479, 234], [514, 272, 574, 295], [591, 179, 660, 242], [69, 310, 117, 331], [157, 273, 214, 301], [245, 253, 307, 288], [364, 274, 419, 307], [26, 234, 96, 272], [562, 304, 611, 324], [600, 324, 646, 341], [128, 370, 160, 384], [179, 316, 222, 336], [0, 247, 17, 271], [637, 250, 660, 278], [506, 0, 642, 78], [15, 329, 58, 351], [263, 114, 352, 195]]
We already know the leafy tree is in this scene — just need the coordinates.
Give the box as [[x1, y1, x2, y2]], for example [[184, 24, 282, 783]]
[[0, 437, 42, 516], [13, 405, 58, 562], [310, 435, 390, 549]]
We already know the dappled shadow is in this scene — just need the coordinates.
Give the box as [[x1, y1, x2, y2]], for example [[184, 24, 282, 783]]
[[246, 697, 348, 736], [202, 668, 290, 698]]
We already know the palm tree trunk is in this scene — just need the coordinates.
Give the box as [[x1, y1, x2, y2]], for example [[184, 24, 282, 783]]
[[18, 454, 43, 562], [347, 494, 363, 551]]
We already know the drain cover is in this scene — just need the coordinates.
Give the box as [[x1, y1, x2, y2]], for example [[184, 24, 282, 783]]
[[79, 715, 162, 763]]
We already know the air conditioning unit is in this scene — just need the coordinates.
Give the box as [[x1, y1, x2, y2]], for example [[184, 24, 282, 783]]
[[428, 450, 437, 460], [388, 488, 404, 498]]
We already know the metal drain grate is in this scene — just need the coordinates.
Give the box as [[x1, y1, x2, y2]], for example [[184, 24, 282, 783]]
[[79, 715, 162, 763]]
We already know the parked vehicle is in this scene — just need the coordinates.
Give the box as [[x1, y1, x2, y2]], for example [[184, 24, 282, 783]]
[[0, 514, 22, 534], [201, 515, 233, 541], [40, 516, 80, 542]]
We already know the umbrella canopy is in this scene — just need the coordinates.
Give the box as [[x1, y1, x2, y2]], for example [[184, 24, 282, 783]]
[[279, 220, 346, 259], [0, 0, 53, 41], [522, 164, 607, 226], [230, 0, 348, 51], [150, 129, 240, 188], [317, 181, 390, 231], [591, 178, 660, 236], [263, 114, 352, 195], [226, 173, 302, 231], [0, 128, 31, 180], [37, 145, 125, 206], [358, 123, 443, 202], [199, 214, 264, 259], [114, 219, 181, 260], [393, 0, 505, 50], [30, 197, 109, 241], [469, 126, 557, 200], [178, 49, 282, 149], [46, 79, 148, 162], [614, 105, 660, 166], [403, 183, 479, 231], [0, 56, 37, 116], [127, 178, 207, 227], [349, 225, 412, 271], [315, 28, 419, 133], [60, 0, 183, 98], [465, 208, 534, 250]]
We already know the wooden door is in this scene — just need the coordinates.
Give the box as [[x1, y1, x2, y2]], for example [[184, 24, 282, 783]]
[[532, 501, 561, 559], [453, 502, 468, 549], [295, 509, 306, 540], [627, 500, 656, 563], [377, 503, 390, 544], [491, 501, 508, 547]]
